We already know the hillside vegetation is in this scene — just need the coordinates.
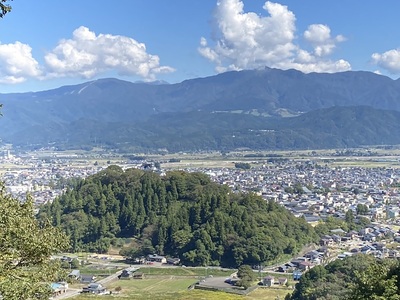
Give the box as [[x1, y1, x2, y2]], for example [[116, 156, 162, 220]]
[[39, 166, 317, 267], [289, 255, 400, 300], [4, 69, 400, 151]]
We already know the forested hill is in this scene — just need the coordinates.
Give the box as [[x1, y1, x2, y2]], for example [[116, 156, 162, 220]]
[[39, 166, 317, 267]]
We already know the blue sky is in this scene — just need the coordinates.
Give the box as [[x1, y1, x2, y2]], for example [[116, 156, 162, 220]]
[[1, 0, 400, 93]]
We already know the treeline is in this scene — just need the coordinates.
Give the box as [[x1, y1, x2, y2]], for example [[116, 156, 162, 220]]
[[288, 254, 400, 300], [39, 166, 317, 267]]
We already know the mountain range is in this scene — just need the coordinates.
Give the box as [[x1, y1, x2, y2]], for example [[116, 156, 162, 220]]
[[1, 67, 400, 152]]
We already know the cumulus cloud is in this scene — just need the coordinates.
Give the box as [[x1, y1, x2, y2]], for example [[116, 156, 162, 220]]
[[44, 26, 175, 80], [0, 41, 42, 83], [304, 24, 345, 57], [371, 49, 400, 74], [199, 0, 350, 74]]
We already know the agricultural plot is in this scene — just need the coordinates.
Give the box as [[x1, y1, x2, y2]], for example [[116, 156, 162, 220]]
[[75, 277, 292, 300]]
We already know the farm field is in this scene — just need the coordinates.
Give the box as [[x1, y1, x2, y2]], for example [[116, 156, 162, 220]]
[[74, 277, 293, 300], [139, 266, 234, 277]]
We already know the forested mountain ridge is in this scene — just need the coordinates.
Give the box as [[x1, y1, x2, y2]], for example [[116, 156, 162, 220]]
[[39, 166, 318, 267], [3, 68, 400, 151]]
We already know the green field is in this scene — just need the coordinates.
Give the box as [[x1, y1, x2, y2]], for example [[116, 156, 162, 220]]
[[75, 278, 293, 300], [139, 266, 234, 277]]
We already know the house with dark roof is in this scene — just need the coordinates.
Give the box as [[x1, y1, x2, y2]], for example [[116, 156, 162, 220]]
[[82, 283, 107, 294], [80, 274, 96, 283], [118, 267, 139, 280], [147, 254, 167, 263], [299, 261, 314, 271]]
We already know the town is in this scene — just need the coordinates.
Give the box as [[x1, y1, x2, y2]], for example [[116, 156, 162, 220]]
[[3, 146, 400, 299], [2, 147, 400, 226]]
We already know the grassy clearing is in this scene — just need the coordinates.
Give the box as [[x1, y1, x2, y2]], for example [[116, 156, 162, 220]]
[[76, 278, 198, 300], [77, 265, 122, 275], [109, 278, 196, 292], [139, 267, 234, 277], [247, 287, 293, 299]]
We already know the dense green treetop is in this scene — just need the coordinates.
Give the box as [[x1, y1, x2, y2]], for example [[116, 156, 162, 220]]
[[289, 255, 400, 300], [236, 265, 257, 289], [40, 166, 318, 267], [0, 184, 69, 300]]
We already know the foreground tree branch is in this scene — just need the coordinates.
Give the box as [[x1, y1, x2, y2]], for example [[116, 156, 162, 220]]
[[0, 184, 69, 300], [0, 0, 12, 18]]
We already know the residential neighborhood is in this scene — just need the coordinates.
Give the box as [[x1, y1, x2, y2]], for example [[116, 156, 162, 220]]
[[2, 147, 400, 298], [2, 147, 400, 227]]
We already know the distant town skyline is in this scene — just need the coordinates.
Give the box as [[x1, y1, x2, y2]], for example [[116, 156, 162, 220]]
[[1, 0, 400, 93]]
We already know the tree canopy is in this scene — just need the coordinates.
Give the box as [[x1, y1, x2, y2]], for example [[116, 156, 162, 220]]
[[236, 265, 257, 289], [289, 254, 400, 300], [40, 166, 318, 268], [0, 184, 69, 300]]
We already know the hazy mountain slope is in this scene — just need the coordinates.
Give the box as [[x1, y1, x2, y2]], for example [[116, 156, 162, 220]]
[[2, 68, 400, 151], [7, 106, 400, 152]]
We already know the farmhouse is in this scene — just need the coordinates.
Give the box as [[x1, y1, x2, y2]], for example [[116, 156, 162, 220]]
[[82, 283, 107, 294], [262, 276, 274, 287], [147, 254, 167, 263], [118, 267, 140, 280]]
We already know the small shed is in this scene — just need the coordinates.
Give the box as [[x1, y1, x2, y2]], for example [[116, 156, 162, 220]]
[[133, 272, 144, 279], [278, 277, 288, 285]]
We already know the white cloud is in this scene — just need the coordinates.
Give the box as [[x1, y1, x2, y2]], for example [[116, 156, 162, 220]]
[[0, 41, 42, 83], [199, 0, 350, 74], [371, 49, 400, 74], [44, 26, 175, 80], [304, 24, 345, 57]]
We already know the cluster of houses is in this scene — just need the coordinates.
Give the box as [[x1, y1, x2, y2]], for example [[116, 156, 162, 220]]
[[190, 160, 400, 225], [266, 223, 400, 286], [4, 147, 400, 229], [1, 151, 106, 205], [67, 269, 97, 284], [0, 148, 143, 206], [66, 266, 144, 295], [127, 254, 181, 266], [273, 247, 330, 279], [320, 224, 400, 259], [262, 276, 288, 287]]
